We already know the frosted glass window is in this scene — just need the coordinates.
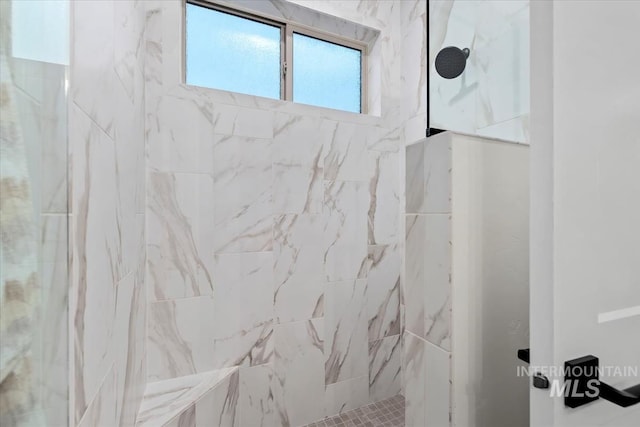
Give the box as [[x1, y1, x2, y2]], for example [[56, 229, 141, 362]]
[[292, 33, 361, 113], [184, 2, 367, 113], [186, 3, 281, 99]]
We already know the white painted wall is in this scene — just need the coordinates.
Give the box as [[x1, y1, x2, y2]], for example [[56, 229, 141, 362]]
[[530, 1, 640, 426], [451, 134, 530, 427]]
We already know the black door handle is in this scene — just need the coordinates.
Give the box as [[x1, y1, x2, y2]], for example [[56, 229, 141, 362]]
[[564, 355, 640, 408], [517, 350, 640, 407], [598, 375, 640, 408]]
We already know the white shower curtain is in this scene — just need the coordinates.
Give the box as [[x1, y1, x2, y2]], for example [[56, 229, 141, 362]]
[[0, 42, 40, 425]]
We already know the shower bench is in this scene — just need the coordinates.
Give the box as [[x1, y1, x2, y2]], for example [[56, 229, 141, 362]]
[[136, 367, 239, 426]]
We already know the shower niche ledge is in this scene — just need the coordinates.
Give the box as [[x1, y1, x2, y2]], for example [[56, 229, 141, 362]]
[[136, 367, 239, 427]]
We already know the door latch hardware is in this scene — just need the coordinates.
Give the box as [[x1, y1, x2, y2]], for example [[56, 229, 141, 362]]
[[533, 373, 550, 389]]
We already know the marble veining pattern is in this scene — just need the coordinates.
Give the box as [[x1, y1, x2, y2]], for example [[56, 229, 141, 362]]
[[239, 364, 275, 427], [324, 279, 368, 385], [147, 297, 215, 381], [274, 214, 324, 323], [70, 0, 148, 424], [63, 0, 533, 425], [404, 130, 463, 425], [273, 319, 325, 426], [212, 134, 273, 253], [147, 172, 214, 301], [211, 231, 275, 371], [366, 245, 401, 342], [369, 335, 402, 403], [323, 181, 369, 283], [141, 0, 409, 424], [136, 368, 238, 427]]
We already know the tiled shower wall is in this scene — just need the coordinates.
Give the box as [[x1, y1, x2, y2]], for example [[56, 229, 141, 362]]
[[404, 133, 453, 427], [403, 131, 530, 427], [143, 0, 427, 425], [69, 1, 147, 426]]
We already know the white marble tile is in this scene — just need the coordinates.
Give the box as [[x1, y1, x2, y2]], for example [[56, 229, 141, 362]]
[[213, 104, 274, 139], [273, 113, 335, 214], [239, 364, 275, 427], [136, 368, 237, 427], [116, 218, 146, 427], [165, 406, 195, 427], [138, 1, 414, 423], [213, 321, 274, 370], [366, 245, 401, 342], [208, 370, 240, 427], [273, 163, 323, 217], [69, 1, 147, 425], [213, 252, 273, 333], [405, 142, 426, 214], [114, 0, 145, 104], [274, 214, 324, 323], [113, 274, 142, 427], [422, 134, 452, 214], [401, 0, 427, 122], [368, 334, 402, 402], [366, 127, 400, 153], [367, 150, 400, 245], [147, 95, 215, 173], [403, 332, 426, 427], [70, 104, 119, 422], [213, 252, 274, 368], [324, 279, 368, 385], [404, 215, 427, 338], [404, 114, 428, 146], [147, 172, 214, 301], [273, 319, 325, 427], [425, 340, 451, 427], [147, 297, 215, 381], [77, 368, 117, 427], [213, 134, 272, 253], [324, 375, 369, 418], [324, 122, 369, 182], [71, 0, 116, 137], [404, 213, 452, 350], [323, 181, 369, 282], [114, 84, 145, 277], [423, 214, 452, 351]]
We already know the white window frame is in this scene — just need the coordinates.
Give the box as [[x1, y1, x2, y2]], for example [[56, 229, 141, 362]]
[[184, 0, 368, 113]]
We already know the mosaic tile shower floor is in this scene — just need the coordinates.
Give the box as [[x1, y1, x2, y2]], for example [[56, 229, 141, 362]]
[[303, 395, 405, 427]]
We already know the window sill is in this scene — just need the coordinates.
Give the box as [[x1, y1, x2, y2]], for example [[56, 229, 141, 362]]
[[175, 82, 383, 126]]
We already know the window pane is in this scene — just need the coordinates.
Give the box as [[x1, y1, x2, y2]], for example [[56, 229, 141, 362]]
[[293, 33, 361, 113], [186, 4, 281, 99]]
